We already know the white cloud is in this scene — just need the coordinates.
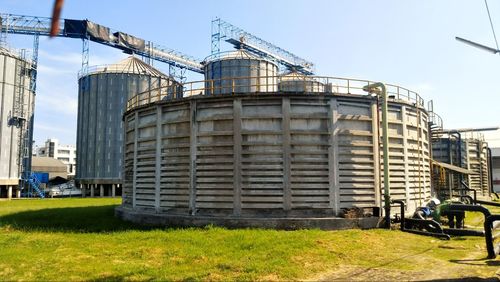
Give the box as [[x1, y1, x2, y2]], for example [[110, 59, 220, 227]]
[[37, 64, 76, 76], [405, 82, 434, 95], [35, 122, 76, 135], [38, 49, 126, 69], [483, 130, 500, 148], [38, 50, 82, 66]]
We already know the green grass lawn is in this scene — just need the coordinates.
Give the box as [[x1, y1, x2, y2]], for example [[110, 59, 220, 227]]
[[0, 198, 499, 281]]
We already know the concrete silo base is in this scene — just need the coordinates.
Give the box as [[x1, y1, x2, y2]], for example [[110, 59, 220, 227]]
[[115, 206, 381, 230]]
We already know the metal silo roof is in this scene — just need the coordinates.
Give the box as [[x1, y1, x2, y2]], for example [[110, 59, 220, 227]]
[[85, 56, 169, 78], [204, 49, 276, 64]]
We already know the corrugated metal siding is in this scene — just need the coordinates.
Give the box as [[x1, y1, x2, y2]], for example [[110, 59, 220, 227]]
[[76, 72, 170, 184], [0, 50, 34, 184]]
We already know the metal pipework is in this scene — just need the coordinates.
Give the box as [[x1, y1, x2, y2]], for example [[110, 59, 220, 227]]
[[363, 82, 390, 228], [485, 214, 500, 259], [436, 127, 500, 134], [391, 200, 450, 240], [487, 147, 494, 196]]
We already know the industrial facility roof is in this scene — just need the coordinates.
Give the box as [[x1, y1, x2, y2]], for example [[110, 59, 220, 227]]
[[86, 56, 169, 77], [32, 157, 67, 171]]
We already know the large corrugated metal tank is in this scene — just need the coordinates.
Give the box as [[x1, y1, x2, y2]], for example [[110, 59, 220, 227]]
[[118, 88, 432, 226], [432, 136, 490, 197], [204, 50, 278, 95], [0, 47, 34, 196], [76, 56, 176, 196], [278, 72, 325, 92]]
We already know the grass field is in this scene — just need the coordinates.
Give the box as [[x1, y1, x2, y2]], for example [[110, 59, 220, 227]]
[[0, 198, 499, 281]]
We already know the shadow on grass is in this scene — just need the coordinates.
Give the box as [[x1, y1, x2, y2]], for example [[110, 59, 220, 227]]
[[421, 278, 500, 282], [0, 204, 155, 233], [449, 258, 500, 267]]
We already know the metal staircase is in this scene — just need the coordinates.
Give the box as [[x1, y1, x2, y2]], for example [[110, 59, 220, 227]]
[[427, 100, 443, 136], [26, 173, 44, 199]]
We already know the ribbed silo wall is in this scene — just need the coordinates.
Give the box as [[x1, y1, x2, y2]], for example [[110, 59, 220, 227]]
[[0, 49, 34, 192], [76, 72, 172, 188], [204, 58, 278, 95]]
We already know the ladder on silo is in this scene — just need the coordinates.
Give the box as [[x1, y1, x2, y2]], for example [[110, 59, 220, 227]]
[[8, 49, 40, 198], [12, 50, 28, 171], [0, 14, 8, 47]]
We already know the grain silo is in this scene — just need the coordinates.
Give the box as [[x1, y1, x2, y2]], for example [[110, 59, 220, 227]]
[[203, 50, 278, 95], [0, 47, 35, 199], [76, 56, 177, 197], [116, 53, 433, 229]]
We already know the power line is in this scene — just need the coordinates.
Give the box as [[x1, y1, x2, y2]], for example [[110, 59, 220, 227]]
[[484, 0, 500, 52]]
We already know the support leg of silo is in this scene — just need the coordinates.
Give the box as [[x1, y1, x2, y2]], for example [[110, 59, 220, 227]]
[[112, 184, 116, 197], [7, 186, 12, 200], [100, 184, 104, 197], [16, 188, 20, 198], [90, 184, 95, 197], [81, 184, 86, 198]]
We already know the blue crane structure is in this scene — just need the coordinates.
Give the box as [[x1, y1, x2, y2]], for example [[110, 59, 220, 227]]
[[211, 18, 315, 75], [0, 13, 204, 75], [0, 12, 204, 197]]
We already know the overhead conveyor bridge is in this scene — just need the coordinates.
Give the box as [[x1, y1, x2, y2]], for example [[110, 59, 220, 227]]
[[0, 13, 204, 74]]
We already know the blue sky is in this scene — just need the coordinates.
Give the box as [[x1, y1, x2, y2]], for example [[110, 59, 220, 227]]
[[2, 0, 500, 147]]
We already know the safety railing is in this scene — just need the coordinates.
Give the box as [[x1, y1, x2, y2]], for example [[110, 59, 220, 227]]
[[125, 75, 425, 112], [428, 111, 443, 132]]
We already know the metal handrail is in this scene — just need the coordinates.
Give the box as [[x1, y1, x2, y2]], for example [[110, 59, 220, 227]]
[[125, 75, 426, 112], [429, 111, 443, 131]]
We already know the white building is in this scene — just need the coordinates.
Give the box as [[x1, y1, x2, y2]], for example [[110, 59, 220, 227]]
[[37, 138, 77, 177]]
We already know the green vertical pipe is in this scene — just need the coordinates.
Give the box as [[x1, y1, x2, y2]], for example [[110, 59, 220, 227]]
[[363, 83, 390, 228]]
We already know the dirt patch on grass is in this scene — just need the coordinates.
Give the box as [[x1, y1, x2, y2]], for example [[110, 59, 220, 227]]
[[311, 245, 500, 281]]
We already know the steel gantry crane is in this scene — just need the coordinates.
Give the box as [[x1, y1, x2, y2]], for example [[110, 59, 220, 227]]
[[211, 18, 315, 75]]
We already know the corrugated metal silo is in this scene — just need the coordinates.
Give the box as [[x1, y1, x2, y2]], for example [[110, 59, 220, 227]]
[[76, 56, 175, 197], [204, 50, 278, 95], [0, 47, 35, 198]]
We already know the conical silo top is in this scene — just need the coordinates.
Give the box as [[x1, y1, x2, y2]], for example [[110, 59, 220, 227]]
[[84, 56, 169, 78], [0, 46, 31, 63], [205, 49, 276, 64], [0, 46, 15, 57]]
